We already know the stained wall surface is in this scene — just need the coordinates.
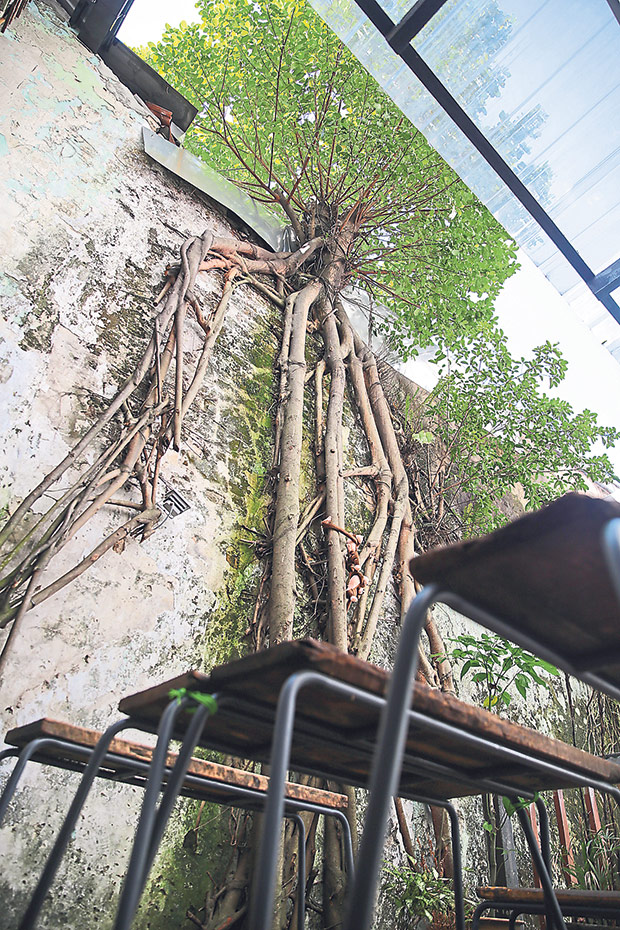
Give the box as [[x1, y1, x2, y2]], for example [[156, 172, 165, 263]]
[[0, 3, 280, 925]]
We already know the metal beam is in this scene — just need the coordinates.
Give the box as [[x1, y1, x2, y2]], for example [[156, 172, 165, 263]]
[[102, 42, 197, 131], [69, 0, 134, 54], [598, 290, 620, 325], [387, 0, 449, 53], [399, 43, 594, 282], [351, 0, 394, 36], [605, 0, 620, 27], [351, 0, 620, 325], [589, 256, 620, 296]]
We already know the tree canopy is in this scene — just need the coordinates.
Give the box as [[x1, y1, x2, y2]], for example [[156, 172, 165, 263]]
[[141, 0, 519, 353], [141, 0, 619, 518], [401, 330, 619, 540]]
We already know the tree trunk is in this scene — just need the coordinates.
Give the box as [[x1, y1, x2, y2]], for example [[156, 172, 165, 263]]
[[269, 280, 322, 644], [323, 811, 348, 930], [320, 303, 348, 653]]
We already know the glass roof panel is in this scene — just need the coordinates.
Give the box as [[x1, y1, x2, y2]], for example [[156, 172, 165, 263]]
[[308, 0, 620, 302], [412, 0, 620, 276]]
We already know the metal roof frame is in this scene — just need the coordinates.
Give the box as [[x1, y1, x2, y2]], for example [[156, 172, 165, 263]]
[[57, 0, 197, 131], [352, 0, 620, 323]]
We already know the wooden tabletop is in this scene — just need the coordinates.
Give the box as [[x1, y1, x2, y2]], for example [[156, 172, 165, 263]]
[[411, 493, 620, 695], [118, 639, 620, 800], [5, 717, 348, 810], [477, 886, 620, 908]]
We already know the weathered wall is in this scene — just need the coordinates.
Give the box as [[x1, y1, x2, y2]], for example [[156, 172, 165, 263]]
[[0, 3, 278, 926], [0, 5, 600, 930]]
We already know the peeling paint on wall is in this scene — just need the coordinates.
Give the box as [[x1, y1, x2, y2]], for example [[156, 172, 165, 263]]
[[0, 3, 280, 926]]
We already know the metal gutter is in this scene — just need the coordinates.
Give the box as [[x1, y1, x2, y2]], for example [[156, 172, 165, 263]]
[[50, 0, 197, 131], [102, 41, 196, 132], [142, 128, 295, 253]]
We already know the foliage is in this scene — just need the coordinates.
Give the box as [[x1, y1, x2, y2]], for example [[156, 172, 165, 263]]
[[383, 856, 454, 927], [140, 0, 617, 536], [139, 0, 518, 353], [408, 327, 619, 536], [168, 688, 219, 714], [500, 795, 537, 819], [439, 631, 559, 711], [140, 1, 620, 545], [133, 1, 619, 917], [564, 825, 620, 891], [479, 794, 538, 840], [440, 629, 558, 881]]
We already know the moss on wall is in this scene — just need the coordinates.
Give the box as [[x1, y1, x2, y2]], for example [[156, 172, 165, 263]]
[[135, 295, 280, 929], [135, 799, 235, 929]]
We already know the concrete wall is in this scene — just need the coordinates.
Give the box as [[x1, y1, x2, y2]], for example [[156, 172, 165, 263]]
[[0, 4, 281, 925]]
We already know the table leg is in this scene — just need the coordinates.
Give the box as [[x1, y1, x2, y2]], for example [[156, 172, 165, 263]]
[[142, 701, 214, 884], [18, 718, 133, 930], [516, 804, 566, 930], [0, 740, 58, 824], [333, 809, 354, 878], [536, 795, 553, 877], [409, 795, 465, 930], [471, 901, 493, 930], [289, 813, 306, 930], [114, 696, 213, 930], [343, 584, 441, 930]]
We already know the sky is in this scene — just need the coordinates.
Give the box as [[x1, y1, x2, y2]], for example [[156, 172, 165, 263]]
[[118, 0, 201, 47], [119, 0, 620, 482]]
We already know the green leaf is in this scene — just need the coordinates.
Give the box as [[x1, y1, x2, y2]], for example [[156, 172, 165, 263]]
[[411, 430, 434, 444], [515, 676, 528, 699], [168, 688, 218, 715], [502, 794, 537, 818], [535, 659, 560, 675]]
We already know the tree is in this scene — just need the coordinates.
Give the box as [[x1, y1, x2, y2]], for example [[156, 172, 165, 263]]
[[140, 0, 519, 653], [134, 1, 616, 925], [143, 0, 518, 355], [1, 0, 617, 926], [397, 327, 619, 543]]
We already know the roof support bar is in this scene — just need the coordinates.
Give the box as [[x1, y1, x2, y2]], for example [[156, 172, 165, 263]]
[[590, 257, 620, 297], [351, 0, 620, 324], [69, 0, 134, 54], [386, 0, 449, 53]]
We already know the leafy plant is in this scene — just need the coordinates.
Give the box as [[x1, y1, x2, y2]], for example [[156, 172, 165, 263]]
[[564, 826, 620, 891], [439, 631, 560, 711], [383, 856, 454, 927], [415, 328, 620, 538], [438, 632, 559, 883]]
